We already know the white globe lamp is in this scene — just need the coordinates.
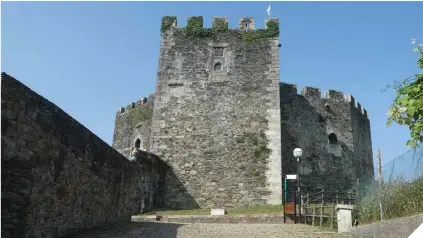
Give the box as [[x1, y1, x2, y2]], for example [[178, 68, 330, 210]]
[[293, 148, 303, 158]]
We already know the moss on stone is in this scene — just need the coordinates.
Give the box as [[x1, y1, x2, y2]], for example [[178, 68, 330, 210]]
[[183, 16, 215, 38], [116, 106, 152, 130], [243, 131, 271, 179], [128, 106, 152, 127], [162, 16, 279, 44], [242, 21, 279, 44], [212, 20, 229, 33], [235, 136, 245, 143], [161, 16, 177, 34]]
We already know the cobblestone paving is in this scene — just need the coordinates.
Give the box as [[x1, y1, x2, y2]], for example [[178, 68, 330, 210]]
[[70, 222, 357, 238]]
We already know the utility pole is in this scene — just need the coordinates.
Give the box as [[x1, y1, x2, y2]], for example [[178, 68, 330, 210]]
[[377, 149, 384, 220]]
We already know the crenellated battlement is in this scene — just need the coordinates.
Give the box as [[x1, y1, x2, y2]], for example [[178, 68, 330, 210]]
[[344, 94, 369, 119], [160, 16, 279, 34], [117, 97, 149, 114], [238, 17, 255, 30], [280, 82, 369, 119]]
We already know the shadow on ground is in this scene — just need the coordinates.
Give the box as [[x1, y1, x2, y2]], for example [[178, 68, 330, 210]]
[[64, 222, 185, 238]]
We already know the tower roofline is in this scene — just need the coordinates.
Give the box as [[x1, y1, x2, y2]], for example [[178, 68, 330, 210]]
[[161, 16, 279, 33], [280, 82, 370, 119]]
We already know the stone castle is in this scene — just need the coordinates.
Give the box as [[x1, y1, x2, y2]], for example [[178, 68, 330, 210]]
[[112, 16, 374, 209], [1, 15, 374, 238]]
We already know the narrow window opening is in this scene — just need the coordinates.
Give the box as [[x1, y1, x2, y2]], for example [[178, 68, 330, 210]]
[[328, 133, 338, 145], [135, 139, 141, 149], [325, 103, 330, 110], [214, 62, 222, 71], [131, 102, 136, 108]]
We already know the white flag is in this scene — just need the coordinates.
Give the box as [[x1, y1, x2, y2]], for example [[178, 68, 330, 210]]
[[267, 3, 271, 17]]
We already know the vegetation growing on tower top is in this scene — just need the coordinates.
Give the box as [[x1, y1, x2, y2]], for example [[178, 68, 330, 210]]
[[212, 18, 229, 33], [184, 16, 216, 38], [161, 16, 177, 33], [241, 21, 279, 43], [160, 16, 280, 43]]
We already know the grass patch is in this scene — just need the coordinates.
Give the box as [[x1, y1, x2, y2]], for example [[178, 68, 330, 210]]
[[140, 204, 284, 216], [356, 177, 423, 224]]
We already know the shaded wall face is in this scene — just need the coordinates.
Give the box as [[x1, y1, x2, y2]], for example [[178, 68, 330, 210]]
[[1, 73, 138, 238], [280, 84, 358, 194], [131, 150, 169, 214], [150, 29, 281, 209], [112, 96, 169, 214], [350, 106, 374, 181]]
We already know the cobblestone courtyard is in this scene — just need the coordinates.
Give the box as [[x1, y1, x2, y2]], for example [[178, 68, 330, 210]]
[[71, 222, 357, 238]]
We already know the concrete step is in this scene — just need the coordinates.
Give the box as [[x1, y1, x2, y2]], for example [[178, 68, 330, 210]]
[[131, 213, 296, 224]]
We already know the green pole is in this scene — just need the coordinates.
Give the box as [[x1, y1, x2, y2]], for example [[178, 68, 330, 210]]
[[284, 177, 287, 202]]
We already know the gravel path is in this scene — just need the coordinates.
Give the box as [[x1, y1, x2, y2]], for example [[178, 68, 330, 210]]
[[70, 222, 357, 238]]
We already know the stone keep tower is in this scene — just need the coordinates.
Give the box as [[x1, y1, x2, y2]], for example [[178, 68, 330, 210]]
[[112, 15, 374, 210], [148, 16, 282, 208]]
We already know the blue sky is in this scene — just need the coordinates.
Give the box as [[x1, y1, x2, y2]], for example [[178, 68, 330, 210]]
[[2, 1, 423, 167]]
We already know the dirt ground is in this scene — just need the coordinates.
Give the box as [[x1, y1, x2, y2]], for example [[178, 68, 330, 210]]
[[70, 222, 357, 238]]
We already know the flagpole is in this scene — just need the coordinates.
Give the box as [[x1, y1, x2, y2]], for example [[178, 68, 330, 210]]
[[267, 2, 272, 18]]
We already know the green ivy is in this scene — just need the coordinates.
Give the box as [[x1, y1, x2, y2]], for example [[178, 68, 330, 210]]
[[184, 16, 215, 38], [242, 21, 280, 43], [160, 16, 280, 44], [161, 16, 177, 33], [212, 20, 229, 33]]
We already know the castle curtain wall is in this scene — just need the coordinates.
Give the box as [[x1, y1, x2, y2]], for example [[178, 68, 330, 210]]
[[1, 73, 156, 238]]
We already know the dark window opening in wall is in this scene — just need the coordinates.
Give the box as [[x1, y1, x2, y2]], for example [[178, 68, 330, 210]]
[[131, 102, 136, 108], [135, 139, 141, 149], [245, 24, 249, 32], [325, 103, 330, 110], [328, 133, 338, 145], [214, 62, 222, 71]]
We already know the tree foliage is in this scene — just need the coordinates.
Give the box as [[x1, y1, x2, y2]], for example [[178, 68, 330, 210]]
[[387, 39, 423, 147]]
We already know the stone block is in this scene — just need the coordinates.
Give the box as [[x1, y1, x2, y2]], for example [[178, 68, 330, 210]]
[[211, 209, 226, 216], [335, 204, 354, 233]]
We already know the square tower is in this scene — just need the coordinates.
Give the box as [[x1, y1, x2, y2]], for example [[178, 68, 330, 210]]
[[149, 16, 282, 208]]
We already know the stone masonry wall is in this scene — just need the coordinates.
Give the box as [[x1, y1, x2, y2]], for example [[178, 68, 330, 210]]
[[1, 73, 155, 238], [280, 83, 374, 195], [149, 17, 282, 209], [112, 94, 154, 158], [131, 150, 169, 214], [348, 95, 374, 182]]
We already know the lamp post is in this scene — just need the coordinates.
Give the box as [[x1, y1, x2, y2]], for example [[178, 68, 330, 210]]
[[293, 148, 303, 222]]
